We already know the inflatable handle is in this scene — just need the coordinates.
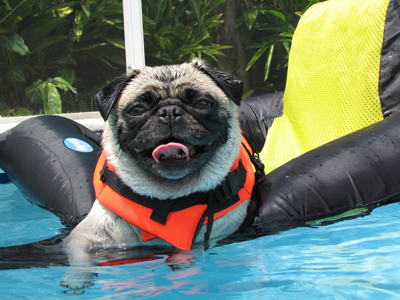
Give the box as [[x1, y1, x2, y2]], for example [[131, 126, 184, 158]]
[[239, 92, 283, 153], [254, 112, 400, 233]]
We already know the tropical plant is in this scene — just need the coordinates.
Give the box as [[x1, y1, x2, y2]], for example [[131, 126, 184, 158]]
[[0, 0, 125, 116], [0, 0, 233, 116], [0, 0, 75, 115], [142, 0, 231, 65], [25, 77, 77, 114], [236, 0, 322, 94], [0, 0, 324, 116]]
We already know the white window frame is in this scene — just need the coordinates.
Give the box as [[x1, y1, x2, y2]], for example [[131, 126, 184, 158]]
[[123, 0, 146, 71]]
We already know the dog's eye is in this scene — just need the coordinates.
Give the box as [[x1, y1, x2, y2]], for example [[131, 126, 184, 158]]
[[128, 105, 146, 116], [194, 100, 213, 109]]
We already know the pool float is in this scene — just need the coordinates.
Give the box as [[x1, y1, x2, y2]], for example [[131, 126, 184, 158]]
[[241, 0, 400, 233], [0, 116, 101, 228], [1, 0, 400, 247]]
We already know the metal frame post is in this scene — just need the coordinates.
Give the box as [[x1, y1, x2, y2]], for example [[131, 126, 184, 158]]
[[122, 0, 146, 71]]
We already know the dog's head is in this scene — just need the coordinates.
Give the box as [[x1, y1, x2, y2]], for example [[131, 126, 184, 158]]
[[95, 59, 243, 199]]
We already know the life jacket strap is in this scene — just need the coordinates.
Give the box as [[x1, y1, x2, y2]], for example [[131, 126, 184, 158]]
[[202, 159, 248, 249], [241, 142, 265, 181]]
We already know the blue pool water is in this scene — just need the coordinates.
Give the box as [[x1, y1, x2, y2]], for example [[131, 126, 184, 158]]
[[1, 178, 400, 299]]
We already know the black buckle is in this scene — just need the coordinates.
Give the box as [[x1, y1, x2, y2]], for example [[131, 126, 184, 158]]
[[211, 160, 247, 207], [100, 162, 107, 183]]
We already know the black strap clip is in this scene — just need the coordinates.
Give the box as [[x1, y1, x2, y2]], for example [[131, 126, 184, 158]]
[[241, 143, 265, 181], [99, 161, 107, 183], [150, 199, 177, 225]]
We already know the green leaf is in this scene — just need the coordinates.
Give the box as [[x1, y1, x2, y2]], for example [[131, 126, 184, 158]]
[[51, 57, 77, 65], [189, 0, 202, 22], [33, 35, 67, 52], [20, 6, 74, 48], [243, 8, 259, 30], [84, 23, 114, 37], [25, 79, 44, 103], [0, 105, 11, 117], [146, 52, 172, 63], [182, 31, 193, 47], [0, 32, 29, 55], [60, 92, 77, 106], [157, 25, 172, 37], [82, 2, 91, 18], [14, 1, 78, 22], [115, 23, 124, 30], [43, 82, 62, 114], [3, 0, 12, 10], [255, 24, 286, 32], [19, 63, 36, 76], [0, 25, 12, 34], [142, 15, 156, 25], [264, 44, 275, 81], [153, 0, 167, 25], [295, 11, 303, 18], [280, 32, 293, 38], [95, 16, 116, 26], [14, 107, 32, 116], [260, 9, 287, 22], [72, 15, 84, 42], [235, 15, 245, 28], [156, 35, 173, 51], [201, 51, 218, 61], [48, 77, 77, 94], [191, 31, 209, 46], [203, 17, 224, 30], [86, 50, 125, 67], [104, 36, 125, 49], [97, 49, 125, 66], [282, 40, 291, 54], [246, 43, 272, 71], [205, 0, 227, 15], [72, 43, 107, 52], [6, 64, 25, 82], [59, 68, 76, 85], [242, 89, 254, 99]]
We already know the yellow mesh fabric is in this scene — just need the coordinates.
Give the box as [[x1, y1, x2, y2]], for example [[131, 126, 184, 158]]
[[260, 0, 389, 173]]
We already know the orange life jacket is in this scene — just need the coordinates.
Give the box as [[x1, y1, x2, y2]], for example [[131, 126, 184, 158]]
[[93, 137, 256, 250]]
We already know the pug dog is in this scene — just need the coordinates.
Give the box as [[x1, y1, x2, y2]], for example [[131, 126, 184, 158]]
[[61, 59, 251, 291]]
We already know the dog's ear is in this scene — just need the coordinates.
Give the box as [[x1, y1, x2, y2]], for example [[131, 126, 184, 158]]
[[95, 71, 140, 121], [192, 59, 243, 106]]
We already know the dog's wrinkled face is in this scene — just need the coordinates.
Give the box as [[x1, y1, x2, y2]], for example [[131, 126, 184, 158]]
[[119, 82, 229, 179], [95, 59, 243, 199]]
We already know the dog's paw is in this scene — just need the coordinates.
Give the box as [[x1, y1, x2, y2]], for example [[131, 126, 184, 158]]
[[60, 266, 96, 294], [60, 280, 94, 295]]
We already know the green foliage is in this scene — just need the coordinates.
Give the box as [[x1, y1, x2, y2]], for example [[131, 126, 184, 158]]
[[0, 0, 125, 116], [0, 0, 324, 116], [142, 0, 231, 65], [0, 31, 29, 55], [236, 0, 322, 94], [25, 77, 77, 114]]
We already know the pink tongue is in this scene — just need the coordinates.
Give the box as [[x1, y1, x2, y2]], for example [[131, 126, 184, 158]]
[[152, 142, 189, 163]]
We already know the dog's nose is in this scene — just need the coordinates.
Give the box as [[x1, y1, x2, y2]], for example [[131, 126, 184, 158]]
[[157, 105, 183, 123]]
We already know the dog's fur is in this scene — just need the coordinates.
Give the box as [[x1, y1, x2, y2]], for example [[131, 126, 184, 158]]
[[62, 60, 250, 287]]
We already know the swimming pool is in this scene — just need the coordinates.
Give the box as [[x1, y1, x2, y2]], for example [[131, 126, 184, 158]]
[[1, 178, 400, 299]]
